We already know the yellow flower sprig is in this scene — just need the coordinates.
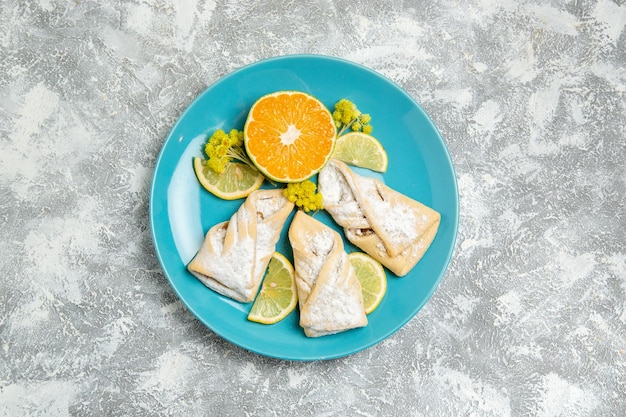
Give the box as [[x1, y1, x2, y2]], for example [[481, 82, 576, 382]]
[[333, 98, 373, 136], [283, 180, 323, 212], [204, 129, 256, 174]]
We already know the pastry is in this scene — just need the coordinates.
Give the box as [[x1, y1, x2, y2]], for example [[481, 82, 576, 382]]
[[288, 211, 368, 337], [187, 189, 294, 302], [318, 159, 440, 276]]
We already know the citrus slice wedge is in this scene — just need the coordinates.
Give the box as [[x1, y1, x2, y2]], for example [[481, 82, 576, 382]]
[[348, 252, 387, 314], [332, 131, 388, 172], [193, 157, 264, 200], [244, 91, 337, 183], [248, 253, 297, 324]]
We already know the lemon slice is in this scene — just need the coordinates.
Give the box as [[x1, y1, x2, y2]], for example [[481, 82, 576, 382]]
[[248, 253, 297, 324], [349, 252, 387, 314], [332, 131, 388, 172], [193, 157, 264, 200]]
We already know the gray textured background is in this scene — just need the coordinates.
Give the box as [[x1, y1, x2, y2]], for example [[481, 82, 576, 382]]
[[1, 0, 625, 416]]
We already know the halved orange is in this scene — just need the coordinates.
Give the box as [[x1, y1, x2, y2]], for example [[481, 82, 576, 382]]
[[244, 91, 337, 183]]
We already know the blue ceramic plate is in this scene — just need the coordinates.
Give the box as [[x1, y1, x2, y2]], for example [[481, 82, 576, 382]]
[[150, 55, 459, 360]]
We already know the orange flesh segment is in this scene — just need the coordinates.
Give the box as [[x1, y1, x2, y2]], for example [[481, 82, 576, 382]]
[[245, 91, 336, 182]]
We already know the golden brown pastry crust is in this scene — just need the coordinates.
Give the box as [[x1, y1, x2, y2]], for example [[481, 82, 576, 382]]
[[187, 189, 294, 302], [319, 159, 440, 276], [288, 211, 367, 337]]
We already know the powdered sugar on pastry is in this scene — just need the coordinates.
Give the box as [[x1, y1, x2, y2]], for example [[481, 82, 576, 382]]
[[302, 254, 366, 337], [318, 161, 369, 228], [304, 229, 334, 279], [355, 175, 419, 251], [290, 227, 334, 309], [318, 159, 440, 276], [288, 211, 367, 337], [255, 193, 283, 220], [192, 226, 256, 297], [187, 189, 294, 302], [254, 193, 289, 274]]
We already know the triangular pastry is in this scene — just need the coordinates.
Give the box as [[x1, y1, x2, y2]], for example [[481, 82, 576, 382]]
[[318, 159, 440, 277], [187, 189, 294, 303], [288, 211, 368, 337]]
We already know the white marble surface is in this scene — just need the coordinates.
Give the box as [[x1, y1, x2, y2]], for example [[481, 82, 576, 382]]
[[1, 0, 625, 415]]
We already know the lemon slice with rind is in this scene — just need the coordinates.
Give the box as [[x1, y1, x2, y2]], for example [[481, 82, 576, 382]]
[[193, 157, 264, 200], [248, 253, 297, 324], [349, 252, 387, 314], [332, 131, 388, 172]]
